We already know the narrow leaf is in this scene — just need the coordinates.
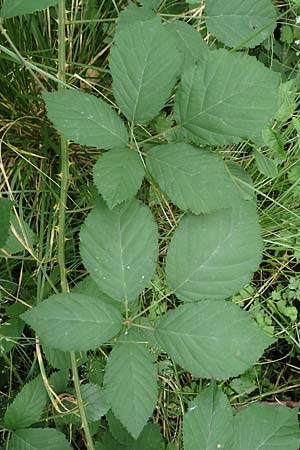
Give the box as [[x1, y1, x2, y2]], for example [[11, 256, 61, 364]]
[[104, 332, 157, 438], [9, 428, 72, 450], [183, 383, 233, 450], [110, 19, 181, 124], [44, 90, 128, 150], [22, 293, 122, 351], [174, 49, 280, 145], [93, 148, 145, 209], [4, 376, 47, 429], [147, 143, 244, 214], [0, 198, 12, 248], [1, 0, 58, 18], [80, 198, 158, 302], [205, 0, 277, 48], [166, 201, 263, 302], [155, 301, 274, 379], [233, 403, 300, 450]]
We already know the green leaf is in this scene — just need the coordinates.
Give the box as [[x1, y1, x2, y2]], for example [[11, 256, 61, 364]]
[[205, 0, 277, 48], [174, 49, 280, 145], [43, 345, 71, 369], [93, 148, 145, 209], [4, 376, 47, 429], [1, 0, 58, 18], [110, 19, 181, 124], [276, 79, 297, 122], [80, 198, 158, 302], [254, 148, 278, 178], [117, 4, 157, 33], [167, 21, 208, 67], [0, 319, 24, 354], [155, 300, 274, 379], [9, 428, 72, 450], [0, 199, 12, 248], [81, 383, 109, 421], [233, 403, 300, 450], [280, 25, 294, 44], [183, 383, 233, 450], [22, 293, 122, 351], [1, 214, 36, 256], [48, 369, 69, 393], [104, 331, 157, 438], [166, 201, 263, 302], [147, 143, 244, 214], [95, 431, 124, 450], [72, 276, 121, 310], [44, 90, 128, 150], [139, 0, 161, 9], [226, 161, 255, 201]]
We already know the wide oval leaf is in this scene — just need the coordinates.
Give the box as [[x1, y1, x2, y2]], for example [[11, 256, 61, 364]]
[[110, 19, 182, 124], [233, 403, 300, 450], [174, 49, 280, 145], [1, 0, 58, 18], [44, 90, 128, 150], [93, 148, 145, 209], [147, 143, 245, 214], [155, 301, 274, 379], [21, 293, 122, 351], [104, 332, 157, 439], [205, 0, 277, 48], [80, 198, 158, 302], [166, 201, 263, 302], [183, 383, 233, 450]]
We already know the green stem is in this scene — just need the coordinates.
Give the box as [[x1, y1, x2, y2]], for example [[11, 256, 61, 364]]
[[57, 2, 94, 448]]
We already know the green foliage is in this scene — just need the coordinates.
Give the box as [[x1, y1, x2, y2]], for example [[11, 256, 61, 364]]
[[0, 199, 12, 248], [4, 376, 47, 429], [205, 0, 277, 48], [167, 21, 208, 66], [22, 293, 123, 351], [9, 428, 72, 450], [104, 331, 157, 438], [0, 0, 58, 19], [81, 383, 109, 421]]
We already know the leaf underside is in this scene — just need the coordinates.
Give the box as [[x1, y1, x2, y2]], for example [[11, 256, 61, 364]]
[[155, 300, 274, 379], [174, 48, 280, 145]]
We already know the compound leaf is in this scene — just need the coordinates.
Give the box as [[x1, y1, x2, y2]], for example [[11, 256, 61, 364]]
[[4, 376, 47, 429], [233, 403, 300, 450], [44, 90, 128, 150], [155, 301, 274, 379], [22, 293, 122, 351], [104, 332, 157, 439], [110, 19, 181, 124], [9, 428, 72, 450], [81, 383, 109, 421], [166, 201, 263, 302], [1, 0, 58, 18], [93, 148, 145, 209], [0, 198, 12, 248], [174, 49, 280, 145], [80, 198, 158, 302], [183, 383, 233, 450], [147, 143, 244, 214], [205, 0, 277, 48]]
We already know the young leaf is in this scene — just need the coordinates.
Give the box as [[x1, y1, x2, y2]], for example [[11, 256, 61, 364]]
[[166, 201, 263, 302], [167, 21, 208, 67], [93, 148, 145, 209], [22, 293, 122, 351], [1, 0, 58, 19], [0, 198, 12, 248], [174, 49, 280, 145], [81, 383, 109, 421], [183, 383, 233, 450], [155, 301, 274, 379], [44, 90, 128, 150], [104, 332, 157, 438], [147, 143, 244, 214], [4, 376, 47, 429], [205, 0, 277, 48], [233, 403, 300, 450], [110, 19, 182, 124], [80, 198, 158, 303], [9, 428, 72, 450]]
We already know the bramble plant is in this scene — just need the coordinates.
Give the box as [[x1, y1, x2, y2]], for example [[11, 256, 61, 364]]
[[0, 0, 300, 449]]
